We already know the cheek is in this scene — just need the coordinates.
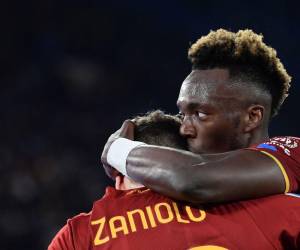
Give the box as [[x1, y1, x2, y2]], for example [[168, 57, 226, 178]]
[[196, 120, 233, 146], [194, 122, 218, 144], [193, 112, 243, 152]]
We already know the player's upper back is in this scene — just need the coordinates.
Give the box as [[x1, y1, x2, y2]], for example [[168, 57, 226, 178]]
[[70, 187, 300, 250], [241, 193, 300, 249]]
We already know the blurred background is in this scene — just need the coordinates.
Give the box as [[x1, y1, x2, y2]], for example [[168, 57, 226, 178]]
[[1, 0, 300, 249]]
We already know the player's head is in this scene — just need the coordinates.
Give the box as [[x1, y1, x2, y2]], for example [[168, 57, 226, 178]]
[[177, 29, 291, 154], [134, 110, 187, 150], [116, 110, 187, 190]]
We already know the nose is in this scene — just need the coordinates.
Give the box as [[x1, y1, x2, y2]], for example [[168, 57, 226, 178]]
[[180, 116, 196, 138]]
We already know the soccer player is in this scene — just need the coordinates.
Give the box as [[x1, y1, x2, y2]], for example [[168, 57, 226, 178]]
[[101, 29, 300, 204], [49, 111, 300, 249]]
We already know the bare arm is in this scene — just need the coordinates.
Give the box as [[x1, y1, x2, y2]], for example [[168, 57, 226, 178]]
[[101, 121, 286, 204], [126, 145, 286, 204]]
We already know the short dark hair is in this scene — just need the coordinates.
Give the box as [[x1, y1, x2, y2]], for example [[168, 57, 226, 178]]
[[188, 29, 291, 117], [133, 110, 187, 150]]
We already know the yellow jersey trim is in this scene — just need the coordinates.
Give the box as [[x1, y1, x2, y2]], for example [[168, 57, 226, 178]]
[[260, 150, 290, 193]]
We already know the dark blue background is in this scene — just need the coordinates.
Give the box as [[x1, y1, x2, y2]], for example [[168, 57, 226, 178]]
[[1, 1, 299, 249]]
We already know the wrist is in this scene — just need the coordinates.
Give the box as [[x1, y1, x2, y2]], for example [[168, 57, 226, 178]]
[[107, 138, 145, 176]]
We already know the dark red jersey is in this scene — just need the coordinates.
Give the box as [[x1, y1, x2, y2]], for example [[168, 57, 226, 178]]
[[48, 187, 300, 250], [248, 136, 300, 193]]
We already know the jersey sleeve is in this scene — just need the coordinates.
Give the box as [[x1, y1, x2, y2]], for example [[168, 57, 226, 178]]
[[48, 223, 75, 250], [247, 136, 300, 193]]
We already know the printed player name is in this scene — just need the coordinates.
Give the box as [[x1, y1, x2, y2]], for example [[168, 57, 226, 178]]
[[91, 201, 206, 246]]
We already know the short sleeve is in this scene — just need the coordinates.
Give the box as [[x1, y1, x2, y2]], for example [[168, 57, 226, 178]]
[[247, 136, 300, 193]]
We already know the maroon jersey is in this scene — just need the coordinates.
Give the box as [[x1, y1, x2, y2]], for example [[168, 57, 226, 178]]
[[48, 187, 300, 250], [248, 136, 300, 193]]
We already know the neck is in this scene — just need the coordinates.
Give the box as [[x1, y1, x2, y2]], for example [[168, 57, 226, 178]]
[[125, 177, 144, 189], [115, 176, 144, 190], [249, 128, 269, 146]]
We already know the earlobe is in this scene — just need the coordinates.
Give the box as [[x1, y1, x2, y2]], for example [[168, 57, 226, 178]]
[[244, 105, 264, 133]]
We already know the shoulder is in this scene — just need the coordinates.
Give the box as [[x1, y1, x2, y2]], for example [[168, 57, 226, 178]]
[[244, 193, 300, 212], [242, 194, 300, 249], [242, 193, 300, 225], [68, 212, 92, 229], [48, 223, 74, 250], [245, 136, 300, 193], [253, 136, 300, 156], [266, 136, 299, 152], [48, 212, 92, 250]]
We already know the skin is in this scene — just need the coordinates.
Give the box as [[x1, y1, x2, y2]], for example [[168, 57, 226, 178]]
[[177, 69, 270, 153], [101, 68, 286, 204], [115, 175, 144, 190]]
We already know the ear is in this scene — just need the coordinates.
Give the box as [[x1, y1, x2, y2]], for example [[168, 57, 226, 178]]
[[115, 175, 126, 190], [243, 105, 265, 133]]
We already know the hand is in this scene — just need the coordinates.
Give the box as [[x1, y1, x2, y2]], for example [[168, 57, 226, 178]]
[[101, 120, 135, 179]]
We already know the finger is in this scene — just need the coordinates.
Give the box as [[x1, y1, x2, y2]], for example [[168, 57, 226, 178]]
[[119, 120, 135, 140], [103, 163, 119, 180]]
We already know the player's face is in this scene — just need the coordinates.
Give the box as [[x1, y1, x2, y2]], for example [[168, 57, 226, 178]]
[[177, 68, 246, 154]]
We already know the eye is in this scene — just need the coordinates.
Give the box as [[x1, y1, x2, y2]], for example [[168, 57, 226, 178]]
[[196, 111, 207, 119]]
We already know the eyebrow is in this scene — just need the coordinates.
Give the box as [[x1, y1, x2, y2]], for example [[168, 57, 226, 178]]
[[177, 101, 207, 110]]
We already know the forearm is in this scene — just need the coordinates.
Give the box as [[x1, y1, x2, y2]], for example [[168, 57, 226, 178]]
[[126, 145, 214, 203], [126, 146, 286, 204]]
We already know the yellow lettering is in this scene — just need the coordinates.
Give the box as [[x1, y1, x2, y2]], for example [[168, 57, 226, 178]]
[[91, 202, 207, 246], [127, 209, 149, 232], [109, 216, 129, 238], [172, 202, 190, 224], [186, 206, 206, 222], [145, 206, 157, 228], [154, 202, 174, 224], [189, 245, 228, 250], [91, 217, 109, 246]]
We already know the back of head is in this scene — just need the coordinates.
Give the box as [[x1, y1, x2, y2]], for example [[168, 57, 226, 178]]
[[188, 29, 291, 117], [133, 110, 187, 150], [115, 110, 187, 190]]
